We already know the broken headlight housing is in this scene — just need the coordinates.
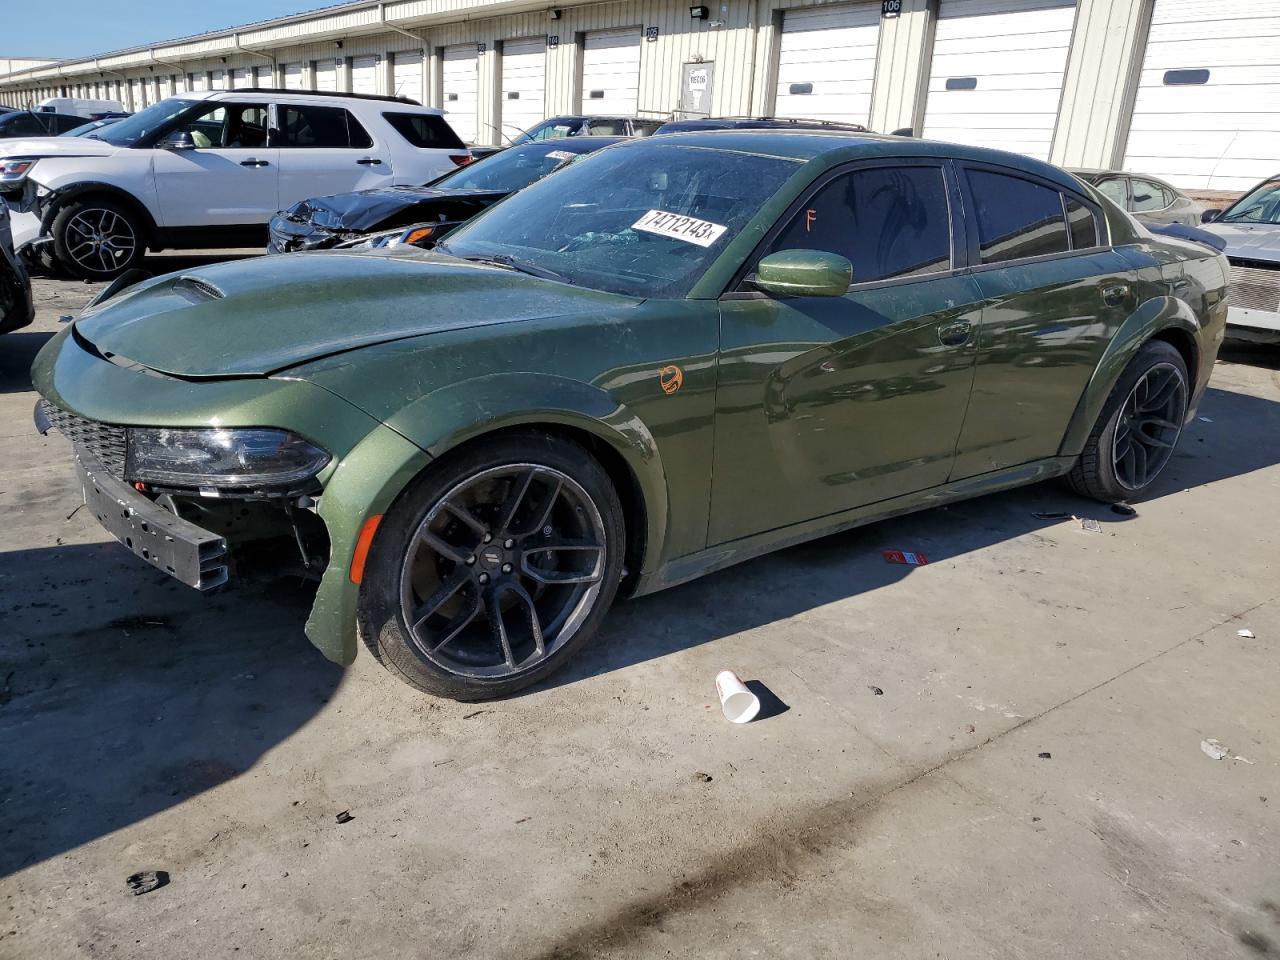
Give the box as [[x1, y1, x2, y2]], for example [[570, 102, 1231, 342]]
[[337, 224, 438, 251], [127, 427, 330, 489]]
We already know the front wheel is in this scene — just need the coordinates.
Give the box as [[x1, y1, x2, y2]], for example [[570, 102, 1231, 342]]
[[50, 198, 147, 281], [1068, 340, 1189, 502], [358, 433, 626, 699]]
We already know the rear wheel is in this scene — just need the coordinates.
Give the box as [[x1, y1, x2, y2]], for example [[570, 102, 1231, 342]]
[[1068, 340, 1189, 502], [51, 198, 147, 281], [358, 433, 625, 699]]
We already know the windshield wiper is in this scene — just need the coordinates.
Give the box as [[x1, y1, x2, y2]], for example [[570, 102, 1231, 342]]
[[460, 254, 567, 283]]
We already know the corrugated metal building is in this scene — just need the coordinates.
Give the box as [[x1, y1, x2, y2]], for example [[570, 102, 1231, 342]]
[[1, 0, 1275, 192]]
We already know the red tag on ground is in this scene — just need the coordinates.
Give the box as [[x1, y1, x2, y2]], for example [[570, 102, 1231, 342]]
[[882, 549, 929, 566]]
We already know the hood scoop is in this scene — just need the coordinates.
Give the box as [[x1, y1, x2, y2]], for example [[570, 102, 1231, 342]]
[[174, 275, 225, 303]]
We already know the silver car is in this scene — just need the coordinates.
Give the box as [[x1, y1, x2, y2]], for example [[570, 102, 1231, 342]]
[[1201, 176, 1280, 344], [1070, 169, 1203, 227]]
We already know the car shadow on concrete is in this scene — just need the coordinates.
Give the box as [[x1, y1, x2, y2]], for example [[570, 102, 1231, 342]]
[[0, 330, 54, 395], [534, 383, 1280, 694], [0, 385, 1273, 876], [0, 555, 338, 879]]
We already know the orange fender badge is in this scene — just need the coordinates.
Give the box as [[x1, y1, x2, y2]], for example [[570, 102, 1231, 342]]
[[659, 364, 684, 395]]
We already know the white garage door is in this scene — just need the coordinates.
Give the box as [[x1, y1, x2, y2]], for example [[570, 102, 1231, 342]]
[[501, 37, 547, 138], [922, 0, 1077, 160], [1123, 0, 1280, 191], [211, 69, 228, 91], [581, 28, 641, 115], [392, 50, 423, 104], [351, 55, 378, 96], [314, 60, 338, 92], [283, 63, 304, 90], [773, 4, 880, 124], [254, 65, 273, 87], [443, 44, 479, 143], [230, 67, 251, 89]]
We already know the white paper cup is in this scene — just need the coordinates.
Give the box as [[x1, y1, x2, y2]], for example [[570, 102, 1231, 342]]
[[715, 670, 761, 724]]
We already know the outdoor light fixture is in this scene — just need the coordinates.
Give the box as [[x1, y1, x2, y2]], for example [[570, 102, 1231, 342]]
[[335, 39, 344, 49], [690, 5, 709, 18], [548, 8, 562, 19]]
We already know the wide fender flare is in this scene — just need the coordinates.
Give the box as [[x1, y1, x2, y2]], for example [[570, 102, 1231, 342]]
[[385, 372, 670, 580], [1058, 295, 1203, 457], [306, 423, 433, 665]]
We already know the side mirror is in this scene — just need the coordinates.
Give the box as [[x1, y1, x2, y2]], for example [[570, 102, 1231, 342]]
[[160, 130, 196, 151], [753, 250, 852, 298], [1201, 209, 1222, 223]]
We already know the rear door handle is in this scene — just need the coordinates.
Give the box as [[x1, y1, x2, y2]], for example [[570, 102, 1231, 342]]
[[937, 319, 972, 347], [1102, 284, 1129, 306], [356, 157, 383, 166], [240, 159, 269, 167]]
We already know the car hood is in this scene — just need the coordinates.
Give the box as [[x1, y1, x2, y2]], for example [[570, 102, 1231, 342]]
[[291, 186, 510, 232], [0, 135, 120, 158], [72, 250, 636, 378], [1199, 222, 1280, 262]]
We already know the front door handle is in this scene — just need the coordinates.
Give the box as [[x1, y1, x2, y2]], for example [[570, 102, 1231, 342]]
[[1102, 284, 1130, 306], [937, 319, 972, 347], [240, 159, 269, 167], [356, 157, 383, 166]]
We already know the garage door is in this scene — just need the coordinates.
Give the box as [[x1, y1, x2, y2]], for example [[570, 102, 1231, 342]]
[[314, 60, 338, 92], [1123, 0, 1280, 191], [211, 69, 228, 91], [501, 37, 546, 138], [443, 44, 479, 143], [230, 68, 251, 89], [581, 28, 641, 115], [922, 0, 1077, 160], [392, 50, 423, 104], [283, 63, 304, 90], [254, 65, 273, 87], [351, 55, 378, 96], [773, 4, 880, 124]]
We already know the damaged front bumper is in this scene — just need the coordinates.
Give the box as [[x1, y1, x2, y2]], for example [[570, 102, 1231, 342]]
[[266, 212, 351, 254], [2, 181, 55, 261]]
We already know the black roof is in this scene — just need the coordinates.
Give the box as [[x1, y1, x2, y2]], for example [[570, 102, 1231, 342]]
[[230, 87, 422, 106]]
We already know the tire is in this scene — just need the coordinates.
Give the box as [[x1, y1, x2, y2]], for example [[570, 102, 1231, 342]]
[[358, 432, 626, 700], [50, 198, 147, 281], [1067, 340, 1189, 502]]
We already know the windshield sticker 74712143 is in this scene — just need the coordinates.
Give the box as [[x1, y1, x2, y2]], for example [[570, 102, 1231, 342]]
[[631, 209, 728, 248]]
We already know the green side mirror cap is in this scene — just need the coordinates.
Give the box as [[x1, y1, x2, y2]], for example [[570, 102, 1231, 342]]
[[753, 249, 852, 298]]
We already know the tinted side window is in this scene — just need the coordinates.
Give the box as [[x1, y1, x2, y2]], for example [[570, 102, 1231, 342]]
[[1095, 177, 1128, 208], [53, 115, 85, 134], [278, 105, 373, 148], [382, 112, 465, 150], [1065, 198, 1100, 250], [967, 169, 1070, 263], [1130, 178, 1167, 212], [3, 113, 46, 135], [770, 166, 952, 284]]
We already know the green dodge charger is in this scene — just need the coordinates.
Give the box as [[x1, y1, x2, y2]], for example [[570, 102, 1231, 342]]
[[32, 131, 1228, 699]]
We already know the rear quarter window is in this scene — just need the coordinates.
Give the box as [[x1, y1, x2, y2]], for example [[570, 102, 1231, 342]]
[[278, 105, 373, 149], [383, 112, 465, 150]]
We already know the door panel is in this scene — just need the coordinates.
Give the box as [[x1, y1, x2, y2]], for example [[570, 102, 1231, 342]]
[[711, 275, 984, 544], [950, 250, 1137, 477], [151, 102, 277, 227]]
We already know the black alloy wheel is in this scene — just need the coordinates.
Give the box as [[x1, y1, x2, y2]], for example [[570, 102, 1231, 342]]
[[359, 433, 625, 699]]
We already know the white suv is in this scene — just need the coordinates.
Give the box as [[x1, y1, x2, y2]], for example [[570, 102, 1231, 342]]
[[0, 88, 469, 279]]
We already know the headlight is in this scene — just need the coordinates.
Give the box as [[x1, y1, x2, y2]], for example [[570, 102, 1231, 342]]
[[0, 157, 37, 185], [127, 427, 330, 488], [338, 224, 437, 250]]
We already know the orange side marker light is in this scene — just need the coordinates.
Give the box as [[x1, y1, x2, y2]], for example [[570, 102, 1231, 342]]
[[349, 515, 384, 584]]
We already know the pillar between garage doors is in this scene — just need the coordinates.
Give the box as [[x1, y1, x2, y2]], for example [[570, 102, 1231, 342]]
[[1051, 0, 1148, 170], [869, 0, 936, 136]]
